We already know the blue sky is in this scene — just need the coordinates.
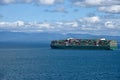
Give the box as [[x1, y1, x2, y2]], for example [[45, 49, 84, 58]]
[[0, 0, 120, 36]]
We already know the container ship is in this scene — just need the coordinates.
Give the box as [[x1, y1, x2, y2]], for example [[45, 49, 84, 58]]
[[50, 38, 117, 50]]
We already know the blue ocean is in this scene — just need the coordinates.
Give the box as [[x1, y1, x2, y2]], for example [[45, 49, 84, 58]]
[[0, 44, 120, 80]]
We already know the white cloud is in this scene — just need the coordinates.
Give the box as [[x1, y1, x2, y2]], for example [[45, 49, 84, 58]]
[[0, 21, 16, 27], [0, 0, 63, 5], [85, 0, 102, 5], [37, 22, 51, 28], [54, 7, 67, 12], [72, 0, 120, 13], [99, 5, 120, 13], [0, 0, 15, 4], [18, 0, 33, 3], [74, 0, 103, 6], [37, 0, 64, 5], [4, 0, 14, 3], [15, 21, 24, 26], [25, 0, 33, 3], [81, 16, 100, 23], [105, 21, 114, 29], [64, 21, 79, 27], [73, 0, 120, 7], [38, 0, 55, 5], [45, 7, 67, 13]]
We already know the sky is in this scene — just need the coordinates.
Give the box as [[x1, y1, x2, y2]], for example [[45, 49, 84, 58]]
[[0, 0, 120, 36]]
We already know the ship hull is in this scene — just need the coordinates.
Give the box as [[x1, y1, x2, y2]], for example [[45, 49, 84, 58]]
[[51, 45, 115, 50]]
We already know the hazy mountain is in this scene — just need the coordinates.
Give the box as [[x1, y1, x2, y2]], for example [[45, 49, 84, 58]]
[[0, 31, 120, 43]]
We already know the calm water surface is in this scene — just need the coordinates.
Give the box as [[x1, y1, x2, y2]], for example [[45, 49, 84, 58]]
[[0, 46, 120, 80]]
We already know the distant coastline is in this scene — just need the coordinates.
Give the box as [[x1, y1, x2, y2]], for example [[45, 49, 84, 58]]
[[0, 42, 50, 49]]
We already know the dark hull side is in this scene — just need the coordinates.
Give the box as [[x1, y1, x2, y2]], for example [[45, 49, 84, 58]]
[[50, 45, 113, 50]]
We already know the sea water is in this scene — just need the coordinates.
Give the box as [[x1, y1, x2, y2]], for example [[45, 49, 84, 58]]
[[0, 44, 120, 80]]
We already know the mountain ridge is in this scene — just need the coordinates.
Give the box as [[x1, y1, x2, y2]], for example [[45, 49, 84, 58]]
[[0, 32, 120, 43]]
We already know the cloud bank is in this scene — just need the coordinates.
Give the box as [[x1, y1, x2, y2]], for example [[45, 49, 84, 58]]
[[0, 16, 120, 36], [98, 5, 120, 14], [0, 0, 120, 13], [72, 0, 120, 6], [72, 0, 120, 13], [0, 0, 63, 5]]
